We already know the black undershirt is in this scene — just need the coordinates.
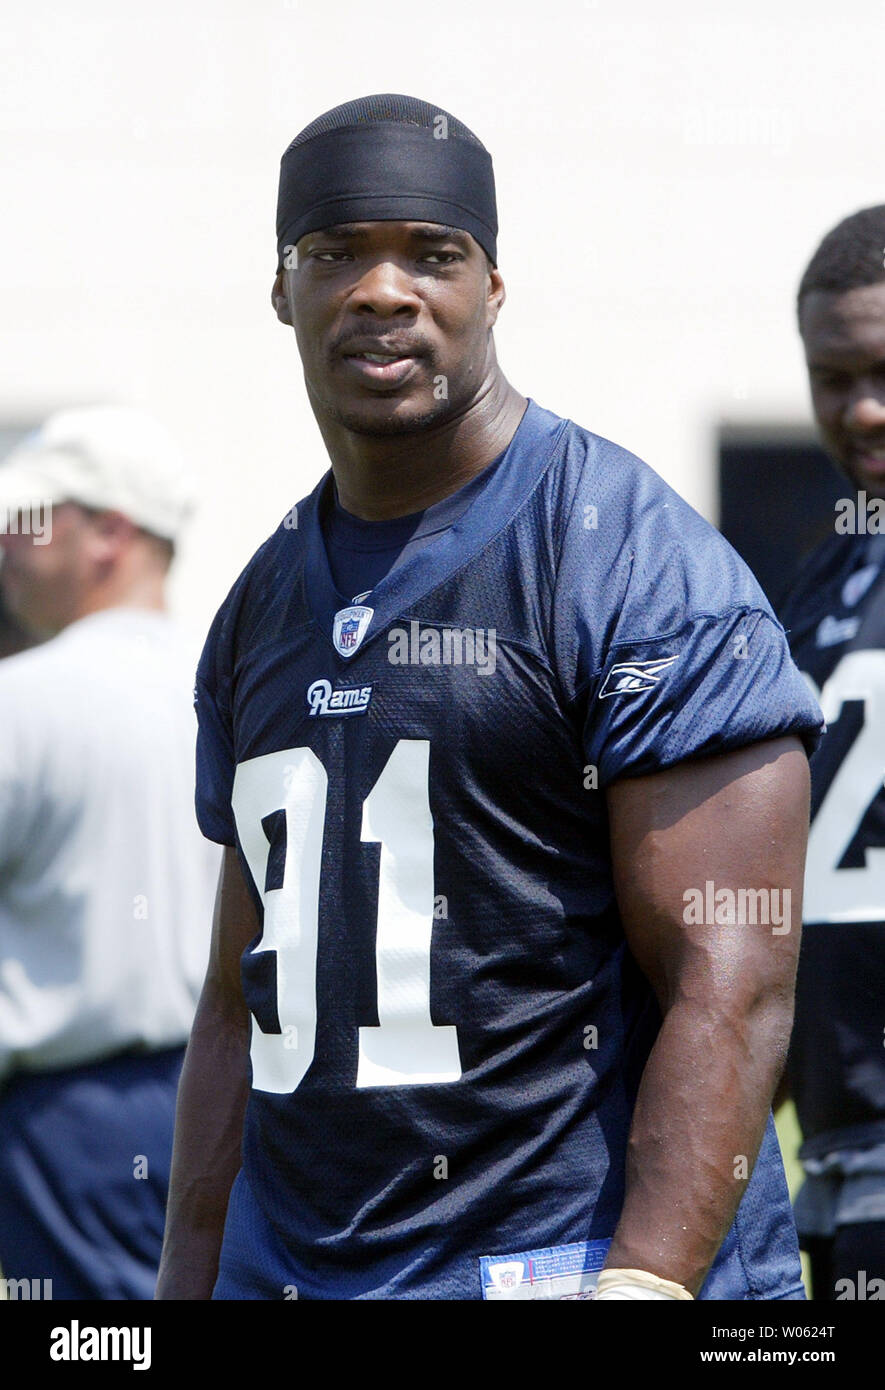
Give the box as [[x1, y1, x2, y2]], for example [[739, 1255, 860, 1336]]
[[322, 451, 506, 604]]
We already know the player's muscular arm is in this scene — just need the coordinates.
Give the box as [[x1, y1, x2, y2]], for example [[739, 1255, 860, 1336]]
[[603, 736, 809, 1297], [155, 846, 256, 1300]]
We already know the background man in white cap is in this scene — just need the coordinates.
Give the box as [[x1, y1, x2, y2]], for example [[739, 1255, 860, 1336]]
[[0, 404, 220, 1299]]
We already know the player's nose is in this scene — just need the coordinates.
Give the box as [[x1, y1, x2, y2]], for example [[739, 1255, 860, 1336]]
[[347, 260, 422, 316]]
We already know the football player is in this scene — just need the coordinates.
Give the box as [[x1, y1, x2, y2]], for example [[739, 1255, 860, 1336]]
[[777, 205, 885, 1300], [156, 95, 823, 1300]]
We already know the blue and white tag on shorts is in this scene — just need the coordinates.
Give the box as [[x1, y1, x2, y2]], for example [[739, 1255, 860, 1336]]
[[480, 1238, 611, 1300]]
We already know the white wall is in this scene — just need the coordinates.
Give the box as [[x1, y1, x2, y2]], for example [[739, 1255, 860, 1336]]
[[2, 0, 883, 641]]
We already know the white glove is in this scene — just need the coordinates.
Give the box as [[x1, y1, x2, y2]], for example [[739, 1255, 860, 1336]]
[[595, 1268, 693, 1300]]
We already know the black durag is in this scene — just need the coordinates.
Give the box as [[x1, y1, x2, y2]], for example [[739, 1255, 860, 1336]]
[[276, 94, 497, 271]]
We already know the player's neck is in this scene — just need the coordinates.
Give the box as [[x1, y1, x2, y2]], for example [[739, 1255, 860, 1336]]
[[318, 375, 528, 521]]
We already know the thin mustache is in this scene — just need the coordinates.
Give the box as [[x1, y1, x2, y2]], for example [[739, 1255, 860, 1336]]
[[332, 335, 434, 359]]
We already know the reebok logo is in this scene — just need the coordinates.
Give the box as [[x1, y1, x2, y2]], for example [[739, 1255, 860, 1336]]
[[599, 655, 678, 698]]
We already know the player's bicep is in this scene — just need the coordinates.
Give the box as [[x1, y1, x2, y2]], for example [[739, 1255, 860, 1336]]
[[605, 736, 809, 1015]]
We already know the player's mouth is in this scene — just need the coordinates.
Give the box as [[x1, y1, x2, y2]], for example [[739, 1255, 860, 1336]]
[[338, 339, 425, 389], [341, 353, 420, 387]]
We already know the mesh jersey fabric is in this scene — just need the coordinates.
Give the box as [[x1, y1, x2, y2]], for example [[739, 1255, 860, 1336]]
[[194, 398, 823, 1298]]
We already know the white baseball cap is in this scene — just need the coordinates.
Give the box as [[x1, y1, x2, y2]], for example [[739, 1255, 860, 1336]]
[[0, 405, 197, 542]]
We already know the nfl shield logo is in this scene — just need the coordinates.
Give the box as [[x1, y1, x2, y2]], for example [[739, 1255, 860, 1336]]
[[332, 604, 374, 658], [489, 1261, 524, 1294]]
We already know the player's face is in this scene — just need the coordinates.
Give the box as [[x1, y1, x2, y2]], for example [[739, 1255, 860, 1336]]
[[0, 502, 95, 637], [801, 283, 885, 498], [275, 221, 503, 436]]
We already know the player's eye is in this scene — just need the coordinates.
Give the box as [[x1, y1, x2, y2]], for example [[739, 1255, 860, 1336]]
[[421, 251, 461, 265], [312, 250, 352, 263]]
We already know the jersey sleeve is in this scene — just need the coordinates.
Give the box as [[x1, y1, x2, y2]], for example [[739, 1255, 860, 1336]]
[[552, 437, 826, 788], [194, 602, 238, 848]]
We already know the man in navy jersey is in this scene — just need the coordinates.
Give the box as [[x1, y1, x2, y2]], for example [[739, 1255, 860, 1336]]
[[157, 95, 824, 1301], [776, 206, 885, 1300]]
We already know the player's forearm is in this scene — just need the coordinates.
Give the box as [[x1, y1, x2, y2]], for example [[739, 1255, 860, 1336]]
[[604, 989, 794, 1296], [155, 991, 249, 1300]]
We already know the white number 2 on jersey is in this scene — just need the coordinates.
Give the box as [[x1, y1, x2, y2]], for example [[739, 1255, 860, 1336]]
[[231, 739, 462, 1093], [803, 650, 885, 923]]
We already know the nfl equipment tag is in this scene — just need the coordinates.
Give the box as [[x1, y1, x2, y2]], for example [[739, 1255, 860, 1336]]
[[332, 604, 373, 658], [480, 1238, 611, 1300]]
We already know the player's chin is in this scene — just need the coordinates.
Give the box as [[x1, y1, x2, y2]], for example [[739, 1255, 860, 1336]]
[[329, 386, 453, 437]]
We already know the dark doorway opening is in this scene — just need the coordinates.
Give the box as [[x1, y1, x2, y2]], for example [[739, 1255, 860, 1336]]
[[717, 427, 844, 612]]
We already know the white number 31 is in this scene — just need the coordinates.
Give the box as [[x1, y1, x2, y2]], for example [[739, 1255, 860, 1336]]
[[231, 739, 462, 1093]]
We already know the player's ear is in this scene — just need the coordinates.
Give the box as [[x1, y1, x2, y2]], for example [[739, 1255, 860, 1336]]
[[486, 265, 506, 329], [271, 272, 293, 326]]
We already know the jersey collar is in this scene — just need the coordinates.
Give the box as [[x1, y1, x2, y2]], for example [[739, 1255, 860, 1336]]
[[300, 398, 568, 662]]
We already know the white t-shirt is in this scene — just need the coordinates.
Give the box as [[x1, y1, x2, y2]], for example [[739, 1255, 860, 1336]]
[[0, 606, 221, 1081]]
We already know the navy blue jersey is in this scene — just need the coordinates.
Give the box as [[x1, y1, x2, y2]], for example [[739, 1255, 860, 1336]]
[[195, 399, 823, 1300], [779, 531, 885, 1157]]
